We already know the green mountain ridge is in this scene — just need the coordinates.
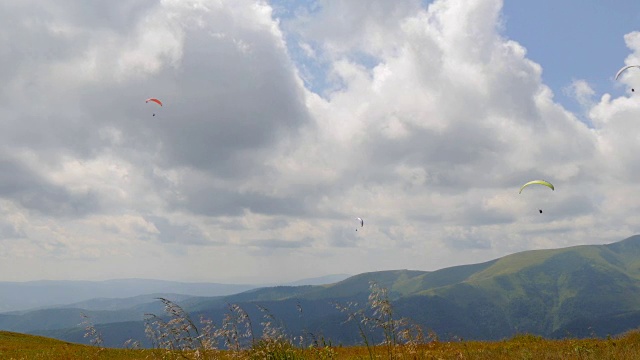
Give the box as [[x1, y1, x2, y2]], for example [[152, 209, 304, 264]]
[[20, 235, 640, 347]]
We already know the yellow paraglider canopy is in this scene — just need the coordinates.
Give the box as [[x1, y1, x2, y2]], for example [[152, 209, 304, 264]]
[[519, 180, 554, 194]]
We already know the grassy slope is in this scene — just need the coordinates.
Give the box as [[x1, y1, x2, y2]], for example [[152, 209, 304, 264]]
[[0, 330, 143, 359], [3, 330, 640, 359]]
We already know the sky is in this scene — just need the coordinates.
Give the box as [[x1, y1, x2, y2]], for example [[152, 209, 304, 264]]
[[1, 0, 640, 284]]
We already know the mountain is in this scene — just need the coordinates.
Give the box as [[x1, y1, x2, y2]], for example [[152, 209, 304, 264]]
[[0, 279, 259, 313], [0, 275, 352, 313], [282, 274, 352, 286], [53, 293, 194, 312], [22, 236, 640, 347]]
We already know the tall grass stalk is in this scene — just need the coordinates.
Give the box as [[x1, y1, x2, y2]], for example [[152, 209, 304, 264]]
[[246, 305, 302, 359], [334, 300, 375, 360], [336, 281, 432, 359], [368, 281, 399, 358], [214, 303, 255, 353], [80, 312, 104, 349], [143, 297, 204, 353]]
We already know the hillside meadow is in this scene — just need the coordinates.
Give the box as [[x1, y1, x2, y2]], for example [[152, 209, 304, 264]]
[[2, 330, 640, 359]]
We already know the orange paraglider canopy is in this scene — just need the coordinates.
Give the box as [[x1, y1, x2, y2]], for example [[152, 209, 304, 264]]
[[145, 98, 162, 106]]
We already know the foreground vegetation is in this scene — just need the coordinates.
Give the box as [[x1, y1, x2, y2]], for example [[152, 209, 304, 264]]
[[3, 330, 640, 359], [3, 282, 640, 359]]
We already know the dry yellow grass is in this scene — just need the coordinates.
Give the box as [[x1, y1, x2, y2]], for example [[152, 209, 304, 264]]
[[329, 332, 640, 359], [3, 330, 640, 359]]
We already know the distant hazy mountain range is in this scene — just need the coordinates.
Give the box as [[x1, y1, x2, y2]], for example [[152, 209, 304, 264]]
[[6, 236, 640, 348], [0, 274, 352, 313]]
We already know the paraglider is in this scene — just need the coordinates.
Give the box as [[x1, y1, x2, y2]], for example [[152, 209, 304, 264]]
[[145, 98, 162, 116], [615, 65, 640, 92], [519, 180, 554, 214], [355, 217, 363, 231]]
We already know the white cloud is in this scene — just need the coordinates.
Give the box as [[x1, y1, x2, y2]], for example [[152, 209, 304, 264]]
[[565, 79, 595, 108], [0, 0, 638, 282]]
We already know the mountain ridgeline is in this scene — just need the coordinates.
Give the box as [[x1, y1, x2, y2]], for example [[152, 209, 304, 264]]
[[15, 236, 640, 347]]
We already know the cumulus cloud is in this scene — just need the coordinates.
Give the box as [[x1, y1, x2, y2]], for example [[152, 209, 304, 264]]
[[0, 0, 637, 282], [287, 0, 597, 251]]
